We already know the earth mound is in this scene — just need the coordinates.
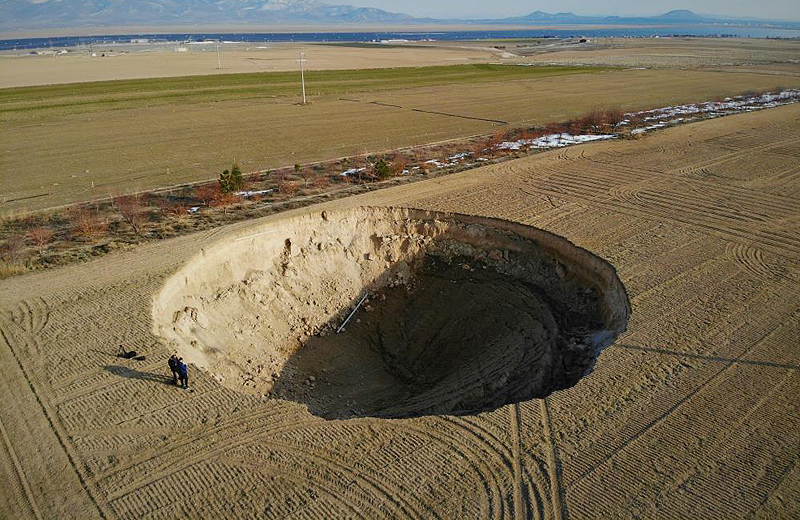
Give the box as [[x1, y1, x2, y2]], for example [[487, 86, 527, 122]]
[[153, 207, 630, 419]]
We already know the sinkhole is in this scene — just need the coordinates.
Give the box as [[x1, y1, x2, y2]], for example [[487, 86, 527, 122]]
[[153, 207, 630, 419]]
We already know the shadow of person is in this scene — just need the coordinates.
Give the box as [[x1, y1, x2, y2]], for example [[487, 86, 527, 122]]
[[104, 365, 172, 385]]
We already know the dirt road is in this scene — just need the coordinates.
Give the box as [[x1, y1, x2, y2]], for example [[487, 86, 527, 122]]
[[0, 104, 798, 518]]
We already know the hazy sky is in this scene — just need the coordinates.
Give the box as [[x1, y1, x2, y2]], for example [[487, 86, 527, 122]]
[[345, 1, 800, 21]]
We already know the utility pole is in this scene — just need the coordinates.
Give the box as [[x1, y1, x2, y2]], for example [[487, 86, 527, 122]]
[[216, 40, 222, 69], [297, 52, 307, 104]]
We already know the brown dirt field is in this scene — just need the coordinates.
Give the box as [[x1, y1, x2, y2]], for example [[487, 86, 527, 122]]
[[0, 43, 497, 88], [510, 37, 800, 71], [3, 67, 800, 215], [1, 104, 798, 519]]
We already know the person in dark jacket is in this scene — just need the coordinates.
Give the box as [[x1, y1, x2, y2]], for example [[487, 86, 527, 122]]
[[168, 353, 179, 385], [177, 358, 189, 389]]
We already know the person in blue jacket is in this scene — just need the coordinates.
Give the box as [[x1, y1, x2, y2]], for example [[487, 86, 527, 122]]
[[168, 353, 180, 385], [177, 358, 189, 389]]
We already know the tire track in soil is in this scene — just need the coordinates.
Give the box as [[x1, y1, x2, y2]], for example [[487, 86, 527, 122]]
[[540, 398, 566, 520], [509, 404, 526, 520], [0, 320, 113, 519], [212, 454, 367, 519], [520, 452, 548, 520], [259, 422, 463, 519], [568, 314, 794, 493], [619, 191, 800, 256], [588, 153, 800, 217], [520, 177, 800, 261], [659, 366, 797, 517], [105, 415, 449, 520], [0, 415, 43, 520], [236, 438, 428, 520], [105, 416, 319, 502], [671, 135, 800, 177], [725, 242, 797, 282], [97, 405, 306, 482], [422, 417, 512, 520]]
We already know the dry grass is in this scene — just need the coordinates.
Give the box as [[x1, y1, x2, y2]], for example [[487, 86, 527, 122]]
[[4, 65, 799, 215]]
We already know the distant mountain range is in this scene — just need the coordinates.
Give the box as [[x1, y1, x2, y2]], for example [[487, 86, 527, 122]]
[[492, 9, 756, 25], [0, 1, 794, 31]]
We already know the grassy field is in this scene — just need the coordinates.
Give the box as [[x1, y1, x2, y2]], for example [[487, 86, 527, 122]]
[[0, 64, 604, 120], [3, 64, 800, 214]]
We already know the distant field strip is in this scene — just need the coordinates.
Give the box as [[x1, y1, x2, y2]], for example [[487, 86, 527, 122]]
[[0, 64, 604, 119]]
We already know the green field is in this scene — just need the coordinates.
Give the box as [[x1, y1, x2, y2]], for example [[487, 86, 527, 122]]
[[0, 64, 605, 120]]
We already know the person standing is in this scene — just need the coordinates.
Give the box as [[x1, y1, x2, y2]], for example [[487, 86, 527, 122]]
[[177, 358, 189, 389], [168, 353, 179, 385]]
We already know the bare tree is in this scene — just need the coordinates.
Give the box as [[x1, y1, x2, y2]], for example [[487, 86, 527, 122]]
[[193, 184, 220, 207], [211, 193, 239, 215], [390, 155, 409, 176], [113, 195, 144, 234], [72, 206, 108, 240], [0, 234, 25, 264], [301, 167, 314, 188], [27, 226, 53, 253]]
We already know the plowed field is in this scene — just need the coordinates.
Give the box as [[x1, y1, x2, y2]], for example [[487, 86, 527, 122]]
[[1, 103, 798, 519]]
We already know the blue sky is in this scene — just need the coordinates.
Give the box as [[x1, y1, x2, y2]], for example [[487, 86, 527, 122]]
[[345, 1, 800, 21]]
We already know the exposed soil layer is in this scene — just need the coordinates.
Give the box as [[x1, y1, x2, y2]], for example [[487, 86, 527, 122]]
[[153, 207, 630, 418]]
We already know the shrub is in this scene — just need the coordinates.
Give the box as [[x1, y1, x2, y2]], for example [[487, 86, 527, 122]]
[[219, 163, 245, 194], [113, 195, 144, 234], [301, 167, 314, 188], [604, 107, 625, 127], [473, 139, 488, 157], [155, 198, 189, 221], [519, 128, 541, 141], [72, 206, 108, 240], [211, 193, 239, 214], [312, 175, 330, 189], [0, 234, 25, 264], [489, 129, 506, 147], [194, 184, 220, 206], [391, 155, 409, 176], [374, 159, 391, 180], [280, 181, 299, 195], [27, 226, 53, 253], [0, 261, 27, 279]]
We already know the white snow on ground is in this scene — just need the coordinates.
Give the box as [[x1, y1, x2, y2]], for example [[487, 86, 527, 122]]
[[425, 159, 459, 168], [497, 133, 616, 151], [627, 89, 800, 134], [417, 133, 617, 172], [341, 167, 366, 177], [236, 189, 274, 198], [448, 152, 472, 160]]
